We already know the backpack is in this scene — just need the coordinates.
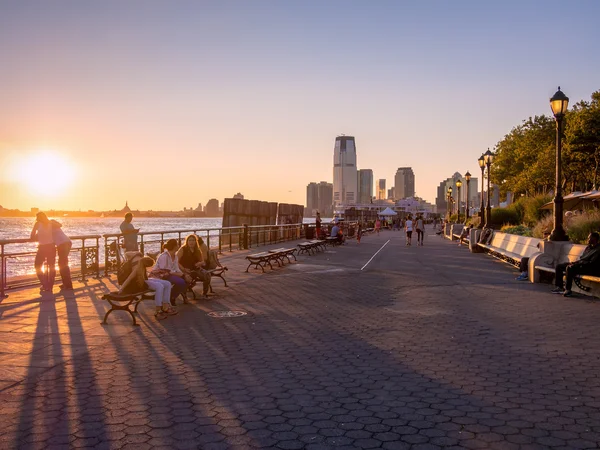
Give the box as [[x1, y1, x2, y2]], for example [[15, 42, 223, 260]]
[[117, 260, 134, 285]]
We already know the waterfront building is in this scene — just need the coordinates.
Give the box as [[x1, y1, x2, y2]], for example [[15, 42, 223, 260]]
[[376, 179, 386, 200], [121, 201, 131, 214], [435, 172, 480, 217], [388, 188, 395, 200], [394, 167, 415, 200], [233, 193, 244, 199], [205, 198, 220, 217], [358, 169, 374, 204], [317, 182, 333, 216], [306, 182, 319, 213], [333, 135, 358, 206]]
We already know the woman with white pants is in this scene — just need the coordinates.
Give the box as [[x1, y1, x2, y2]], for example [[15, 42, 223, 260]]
[[120, 252, 178, 320]]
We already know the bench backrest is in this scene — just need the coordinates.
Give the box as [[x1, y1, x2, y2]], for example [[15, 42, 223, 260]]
[[489, 232, 541, 258], [558, 244, 587, 264]]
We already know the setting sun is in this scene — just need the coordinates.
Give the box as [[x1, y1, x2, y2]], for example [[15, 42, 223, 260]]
[[13, 151, 76, 197]]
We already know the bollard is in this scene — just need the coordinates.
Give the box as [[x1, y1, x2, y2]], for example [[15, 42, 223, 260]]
[[243, 224, 249, 250]]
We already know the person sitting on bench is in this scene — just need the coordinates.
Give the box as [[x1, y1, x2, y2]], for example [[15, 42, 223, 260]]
[[177, 234, 211, 297], [120, 252, 177, 320], [331, 223, 345, 244], [551, 232, 600, 297]]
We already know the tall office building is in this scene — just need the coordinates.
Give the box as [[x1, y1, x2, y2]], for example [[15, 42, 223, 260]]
[[436, 172, 479, 216], [376, 179, 386, 200], [358, 169, 374, 204], [306, 182, 319, 212], [333, 136, 358, 205], [317, 181, 333, 215], [394, 167, 415, 200]]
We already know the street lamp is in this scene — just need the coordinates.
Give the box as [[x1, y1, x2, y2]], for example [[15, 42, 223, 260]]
[[483, 148, 494, 228], [447, 186, 453, 220], [478, 155, 485, 228], [549, 86, 569, 241], [464, 171, 471, 223], [456, 179, 463, 222]]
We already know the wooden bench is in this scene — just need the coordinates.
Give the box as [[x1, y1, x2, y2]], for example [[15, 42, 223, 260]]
[[269, 248, 297, 265], [531, 242, 600, 294], [245, 252, 276, 272], [101, 290, 152, 326], [477, 232, 541, 268], [309, 240, 327, 252], [297, 241, 320, 255]]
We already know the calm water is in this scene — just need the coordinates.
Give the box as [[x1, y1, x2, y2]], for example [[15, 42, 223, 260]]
[[0, 217, 320, 279]]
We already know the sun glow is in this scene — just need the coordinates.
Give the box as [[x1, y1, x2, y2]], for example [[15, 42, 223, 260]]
[[11, 151, 76, 197]]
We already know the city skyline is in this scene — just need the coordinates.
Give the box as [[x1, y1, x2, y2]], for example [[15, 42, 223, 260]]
[[1, 1, 599, 211]]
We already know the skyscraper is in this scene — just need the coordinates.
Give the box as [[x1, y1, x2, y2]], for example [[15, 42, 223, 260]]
[[358, 169, 374, 204], [376, 179, 386, 200], [394, 167, 415, 200], [306, 182, 319, 212], [317, 181, 333, 215], [333, 136, 358, 205]]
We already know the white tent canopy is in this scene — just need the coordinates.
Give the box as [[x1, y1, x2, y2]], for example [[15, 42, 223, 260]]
[[379, 207, 397, 216]]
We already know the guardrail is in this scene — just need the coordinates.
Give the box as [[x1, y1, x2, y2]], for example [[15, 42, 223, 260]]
[[0, 223, 317, 298]]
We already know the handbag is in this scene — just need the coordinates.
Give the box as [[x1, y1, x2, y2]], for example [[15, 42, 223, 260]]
[[149, 268, 170, 279]]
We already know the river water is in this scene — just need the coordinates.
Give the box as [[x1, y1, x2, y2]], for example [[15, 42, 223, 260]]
[[0, 217, 322, 279]]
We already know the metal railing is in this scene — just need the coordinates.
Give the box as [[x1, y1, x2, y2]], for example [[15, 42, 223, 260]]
[[0, 223, 313, 298]]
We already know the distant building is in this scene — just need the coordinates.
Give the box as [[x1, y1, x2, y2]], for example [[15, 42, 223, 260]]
[[436, 172, 480, 217], [358, 169, 373, 204], [376, 179, 386, 200], [394, 167, 415, 200], [233, 193, 244, 199], [121, 201, 131, 213], [387, 188, 395, 200], [205, 199, 220, 217], [306, 181, 333, 216], [195, 203, 203, 212], [306, 182, 319, 212], [31, 207, 39, 214], [333, 135, 358, 205]]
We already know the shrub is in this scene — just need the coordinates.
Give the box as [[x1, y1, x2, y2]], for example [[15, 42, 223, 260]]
[[532, 214, 554, 239], [501, 224, 533, 237], [522, 194, 552, 227], [565, 211, 600, 244], [490, 208, 520, 227]]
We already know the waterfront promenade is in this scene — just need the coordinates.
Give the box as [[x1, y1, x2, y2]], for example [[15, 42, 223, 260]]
[[1, 231, 600, 449]]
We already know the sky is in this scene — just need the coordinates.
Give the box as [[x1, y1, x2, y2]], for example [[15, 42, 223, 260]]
[[1, 0, 599, 212]]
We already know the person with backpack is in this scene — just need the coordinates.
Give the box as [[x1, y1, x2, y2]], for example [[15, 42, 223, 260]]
[[119, 252, 177, 320]]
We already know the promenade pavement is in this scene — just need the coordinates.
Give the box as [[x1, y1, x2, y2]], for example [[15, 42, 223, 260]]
[[1, 230, 600, 449]]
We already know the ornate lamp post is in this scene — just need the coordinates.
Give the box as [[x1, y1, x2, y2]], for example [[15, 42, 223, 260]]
[[464, 171, 471, 223], [549, 86, 569, 241], [477, 155, 485, 228], [483, 149, 494, 228], [456, 179, 463, 221], [447, 186, 453, 220]]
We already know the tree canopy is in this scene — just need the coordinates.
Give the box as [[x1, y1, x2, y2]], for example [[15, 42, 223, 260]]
[[491, 89, 600, 198]]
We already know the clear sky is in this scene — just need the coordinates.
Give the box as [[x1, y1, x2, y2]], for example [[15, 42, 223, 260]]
[[1, 0, 599, 211]]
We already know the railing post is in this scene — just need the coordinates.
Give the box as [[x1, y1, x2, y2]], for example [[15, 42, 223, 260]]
[[1, 244, 6, 299], [140, 235, 145, 255], [243, 224, 249, 250], [80, 238, 87, 282], [95, 237, 100, 279], [206, 232, 210, 250], [104, 236, 110, 277]]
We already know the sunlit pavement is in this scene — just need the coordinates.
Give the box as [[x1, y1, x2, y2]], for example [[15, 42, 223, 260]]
[[2, 231, 600, 449]]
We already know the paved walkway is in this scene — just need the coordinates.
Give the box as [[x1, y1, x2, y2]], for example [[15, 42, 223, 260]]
[[1, 231, 600, 449]]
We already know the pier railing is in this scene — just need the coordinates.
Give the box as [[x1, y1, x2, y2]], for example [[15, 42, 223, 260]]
[[0, 223, 311, 298]]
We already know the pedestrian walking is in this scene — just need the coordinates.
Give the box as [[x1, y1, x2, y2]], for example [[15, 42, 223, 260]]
[[416, 215, 424, 246], [405, 215, 414, 246], [315, 212, 322, 239]]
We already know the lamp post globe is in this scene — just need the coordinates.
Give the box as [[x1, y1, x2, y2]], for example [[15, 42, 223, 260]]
[[464, 171, 471, 222], [483, 149, 494, 228], [456, 179, 463, 221], [549, 87, 569, 241], [478, 155, 485, 228]]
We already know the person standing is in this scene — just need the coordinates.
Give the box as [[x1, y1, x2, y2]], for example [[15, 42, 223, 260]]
[[51, 220, 73, 291], [415, 215, 425, 246], [405, 215, 414, 246], [120, 212, 139, 252], [315, 212, 322, 240], [375, 218, 381, 235], [30, 212, 56, 294]]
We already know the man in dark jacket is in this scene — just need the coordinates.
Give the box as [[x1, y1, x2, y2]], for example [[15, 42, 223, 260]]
[[552, 232, 600, 297]]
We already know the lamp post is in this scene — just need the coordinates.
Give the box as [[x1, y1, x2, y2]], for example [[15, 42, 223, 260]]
[[478, 155, 485, 228], [483, 148, 494, 228], [447, 186, 453, 220], [549, 86, 569, 241], [456, 179, 463, 222], [464, 171, 471, 223]]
